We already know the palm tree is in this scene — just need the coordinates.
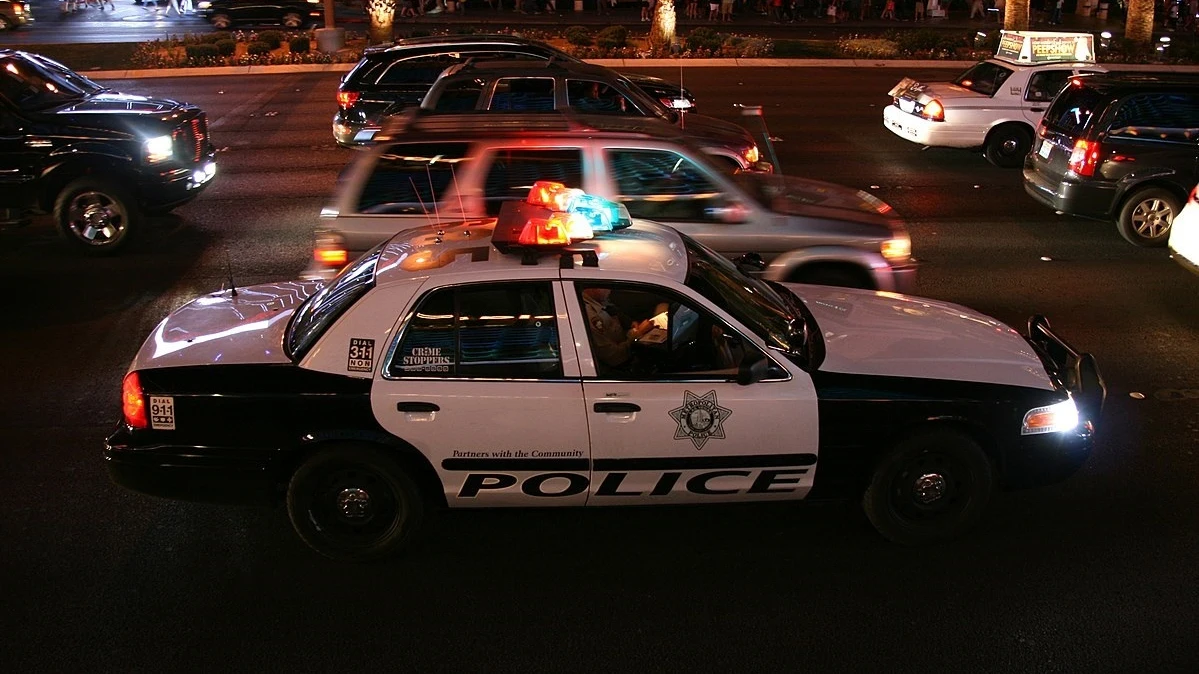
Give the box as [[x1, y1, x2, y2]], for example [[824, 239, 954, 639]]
[[1124, 0, 1156, 44], [1004, 0, 1029, 30], [648, 0, 677, 54], [366, 0, 397, 45]]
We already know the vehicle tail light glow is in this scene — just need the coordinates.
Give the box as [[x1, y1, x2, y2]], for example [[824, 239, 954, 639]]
[[1068, 139, 1101, 177], [315, 248, 348, 266], [1038, 123, 1048, 138], [122, 372, 148, 429], [336, 90, 360, 109], [922, 99, 945, 122], [744, 145, 760, 164], [1190, 184, 1198, 204]]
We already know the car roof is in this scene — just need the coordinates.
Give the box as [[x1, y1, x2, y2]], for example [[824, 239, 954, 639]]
[[1071, 72, 1199, 93], [365, 34, 568, 56], [373, 218, 689, 288], [375, 110, 697, 145], [438, 59, 621, 80]]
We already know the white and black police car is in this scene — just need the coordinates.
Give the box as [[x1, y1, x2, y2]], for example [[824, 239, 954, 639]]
[[106, 183, 1105, 561]]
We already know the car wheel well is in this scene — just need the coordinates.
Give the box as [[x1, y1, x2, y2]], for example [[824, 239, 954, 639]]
[[1115, 181, 1187, 217], [787, 261, 875, 290], [281, 435, 447, 509], [39, 161, 136, 213]]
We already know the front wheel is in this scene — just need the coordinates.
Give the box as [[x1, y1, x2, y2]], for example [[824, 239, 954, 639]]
[[863, 429, 994, 545], [281, 11, 303, 28], [54, 178, 139, 255], [983, 124, 1032, 168], [1117, 187, 1179, 247], [287, 444, 425, 561]]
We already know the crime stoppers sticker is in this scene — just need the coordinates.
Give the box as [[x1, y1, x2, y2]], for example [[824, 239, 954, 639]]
[[348, 338, 375, 373], [149, 396, 176, 430]]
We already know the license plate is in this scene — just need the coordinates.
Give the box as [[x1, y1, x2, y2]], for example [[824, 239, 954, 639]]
[[899, 99, 915, 114], [1038, 139, 1053, 159]]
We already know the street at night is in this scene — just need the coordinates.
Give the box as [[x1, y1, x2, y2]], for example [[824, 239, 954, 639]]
[[1, 64, 1198, 671]]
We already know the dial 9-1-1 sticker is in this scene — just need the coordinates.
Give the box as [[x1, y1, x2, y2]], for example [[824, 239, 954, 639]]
[[348, 338, 375, 373], [149, 396, 176, 430]]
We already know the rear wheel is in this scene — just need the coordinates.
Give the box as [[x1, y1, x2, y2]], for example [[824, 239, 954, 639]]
[[54, 178, 138, 255], [287, 444, 425, 561], [210, 13, 232, 29], [1117, 187, 1179, 247], [983, 124, 1033, 168], [863, 429, 994, 545], [282, 11, 303, 28]]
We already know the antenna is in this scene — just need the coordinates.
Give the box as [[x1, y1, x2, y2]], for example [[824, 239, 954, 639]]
[[450, 162, 466, 218], [425, 163, 441, 225], [224, 246, 238, 297]]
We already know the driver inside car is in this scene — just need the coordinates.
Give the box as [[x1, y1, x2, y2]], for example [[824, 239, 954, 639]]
[[581, 287, 665, 369]]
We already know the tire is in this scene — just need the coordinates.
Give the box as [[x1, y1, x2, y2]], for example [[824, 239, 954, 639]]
[[983, 124, 1033, 169], [282, 11, 302, 28], [287, 444, 425, 561], [862, 429, 994, 545], [210, 13, 232, 29], [53, 177, 139, 256], [791, 265, 873, 290], [1116, 187, 1179, 248]]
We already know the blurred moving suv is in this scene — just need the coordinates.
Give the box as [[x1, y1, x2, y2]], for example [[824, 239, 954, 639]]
[[1023, 73, 1199, 247], [334, 35, 696, 147]]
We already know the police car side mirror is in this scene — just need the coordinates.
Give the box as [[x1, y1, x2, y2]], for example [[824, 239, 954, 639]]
[[737, 356, 770, 386]]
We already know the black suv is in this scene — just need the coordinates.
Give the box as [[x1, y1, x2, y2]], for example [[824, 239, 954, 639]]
[[333, 35, 696, 147], [1023, 73, 1199, 247], [0, 50, 217, 254], [197, 0, 323, 29]]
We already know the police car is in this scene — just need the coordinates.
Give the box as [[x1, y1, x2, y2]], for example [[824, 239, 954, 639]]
[[883, 31, 1105, 168], [105, 184, 1104, 561]]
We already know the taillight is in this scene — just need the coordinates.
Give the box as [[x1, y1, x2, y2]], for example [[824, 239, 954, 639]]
[[1038, 123, 1048, 138], [314, 247, 348, 267], [1191, 184, 1199, 204], [122, 372, 148, 429], [337, 90, 360, 109], [922, 99, 944, 122], [1068, 139, 1101, 177]]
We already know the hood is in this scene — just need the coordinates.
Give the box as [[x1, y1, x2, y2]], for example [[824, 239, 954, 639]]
[[54, 92, 192, 122], [788, 284, 1054, 391], [731, 173, 903, 231], [130, 281, 323, 372], [674, 112, 754, 146]]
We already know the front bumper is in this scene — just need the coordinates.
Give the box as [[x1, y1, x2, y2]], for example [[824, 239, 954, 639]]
[[1022, 162, 1116, 221], [333, 114, 380, 147], [1002, 422, 1095, 489], [105, 425, 278, 505], [882, 105, 984, 149], [139, 158, 217, 211]]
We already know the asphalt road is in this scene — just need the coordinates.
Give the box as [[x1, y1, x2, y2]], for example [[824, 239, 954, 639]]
[[1, 67, 1198, 672]]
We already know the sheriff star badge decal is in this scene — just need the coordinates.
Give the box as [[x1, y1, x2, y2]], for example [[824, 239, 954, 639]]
[[668, 390, 732, 450]]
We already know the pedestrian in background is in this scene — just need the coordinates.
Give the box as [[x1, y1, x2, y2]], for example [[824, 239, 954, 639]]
[[881, 0, 895, 17], [914, 0, 924, 18], [1048, 0, 1063, 23]]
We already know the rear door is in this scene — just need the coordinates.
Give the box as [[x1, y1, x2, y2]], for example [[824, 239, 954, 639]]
[[1100, 91, 1199, 192]]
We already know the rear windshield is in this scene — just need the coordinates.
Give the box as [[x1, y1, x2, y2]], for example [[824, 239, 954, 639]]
[[1043, 84, 1106, 136], [952, 61, 1014, 97]]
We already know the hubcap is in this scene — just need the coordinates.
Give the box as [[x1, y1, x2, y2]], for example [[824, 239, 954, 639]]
[[337, 487, 371, 519], [912, 472, 947, 504], [1001, 137, 1020, 154], [1132, 199, 1174, 239], [69, 191, 124, 246]]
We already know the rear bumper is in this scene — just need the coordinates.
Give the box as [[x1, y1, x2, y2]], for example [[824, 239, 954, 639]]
[[1022, 162, 1115, 220]]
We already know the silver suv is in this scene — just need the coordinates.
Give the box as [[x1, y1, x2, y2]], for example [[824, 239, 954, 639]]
[[304, 113, 916, 291]]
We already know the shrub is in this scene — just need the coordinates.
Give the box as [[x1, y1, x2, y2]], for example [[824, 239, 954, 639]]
[[836, 36, 900, 59], [257, 30, 284, 50], [289, 36, 310, 53], [184, 44, 220, 61], [246, 41, 273, 56], [772, 39, 838, 58], [201, 31, 233, 44], [564, 25, 592, 47], [596, 25, 628, 49], [890, 29, 961, 57], [214, 39, 236, 57], [686, 27, 723, 53]]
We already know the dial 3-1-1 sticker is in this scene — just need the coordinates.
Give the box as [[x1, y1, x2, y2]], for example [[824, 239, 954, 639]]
[[149, 396, 176, 430]]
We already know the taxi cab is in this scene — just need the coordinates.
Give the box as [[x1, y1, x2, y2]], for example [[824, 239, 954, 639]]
[[105, 184, 1104, 561], [883, 31, 1105, 168]]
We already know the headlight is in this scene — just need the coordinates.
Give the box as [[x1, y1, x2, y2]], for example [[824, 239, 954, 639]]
[[143, 135, 174, 164], [197, 1, 212, 8], [1021, 398, 1079, 435], [881, 233, 911, 261], [744, 145, 760, 165], [13, 4, 24, 14]]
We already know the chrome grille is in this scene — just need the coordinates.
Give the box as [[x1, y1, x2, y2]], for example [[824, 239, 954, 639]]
[[171, 113, 208, 164]]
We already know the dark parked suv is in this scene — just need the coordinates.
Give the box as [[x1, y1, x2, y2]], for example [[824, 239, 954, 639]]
[[333, 34, 696, 147], [0, 50, 217, 254], [1023, 73, 1199, 247]]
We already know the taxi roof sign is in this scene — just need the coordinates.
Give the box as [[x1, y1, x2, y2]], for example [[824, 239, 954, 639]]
[[995, 31, 1095, 65]]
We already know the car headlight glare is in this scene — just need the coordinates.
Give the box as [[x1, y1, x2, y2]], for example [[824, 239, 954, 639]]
[[881, 233, 911, 261], [744, 145, 760, 164], [1022, 398, 1079, 435], [143, 135, 174, 164]]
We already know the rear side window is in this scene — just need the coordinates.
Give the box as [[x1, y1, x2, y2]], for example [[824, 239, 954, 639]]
[[1107, 92, 1199, 144], [388, 282, 563, 379], [430, 78, 485, 112], [377, 55, 460, 86], [342, 57, 388, 86], [482, 148, 583, 216], [951, 61, 1014, 97], [1043, 84, 1106, 136], [489, 77, 556, 112], [356, 142, 473, 214]]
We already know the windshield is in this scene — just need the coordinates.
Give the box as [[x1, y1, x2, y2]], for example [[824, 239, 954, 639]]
[[951, 61, 1014, 97], [285, 246, 382, 360], [681, 234, 798, 353], [0, 52, 105, 111]]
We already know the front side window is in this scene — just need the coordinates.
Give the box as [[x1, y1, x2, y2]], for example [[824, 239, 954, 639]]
[[1107, 92, 1199, 143], [488, 77, 556, 111], [388, 282, 563, 379], [952, 61, 1014, 97], [482, 148, 583, 216], [355, 142, 472, 214], [577, 283, 769, 381], [607, 149, 728, 222], [567, 79, 634, 115]]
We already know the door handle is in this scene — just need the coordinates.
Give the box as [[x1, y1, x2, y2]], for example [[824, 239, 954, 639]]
[[397, 402, 440, 413], [1030, 107, 1046, 112], [594, 402, 641, 414]]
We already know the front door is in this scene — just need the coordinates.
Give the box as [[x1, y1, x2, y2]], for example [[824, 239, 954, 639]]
[[371, 280, 591, 507], [565, 280, 819, 505]]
